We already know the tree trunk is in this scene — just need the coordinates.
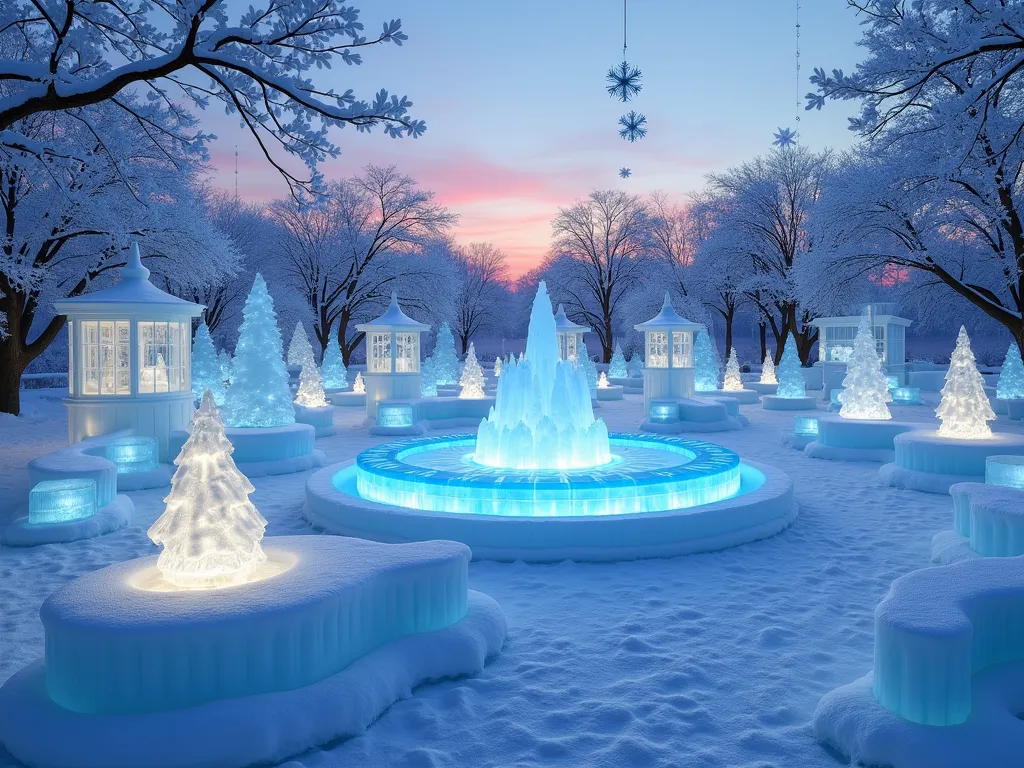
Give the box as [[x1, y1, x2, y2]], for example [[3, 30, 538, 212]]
[[602, 314, 613, 363], [459, 334, 469, 355], [0, 338, 25, 416], [723, 305, 735, 355], [759, 322, 767, 363]]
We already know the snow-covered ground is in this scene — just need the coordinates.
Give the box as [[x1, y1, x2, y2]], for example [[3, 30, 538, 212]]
[[0, 388, 1012, 768]]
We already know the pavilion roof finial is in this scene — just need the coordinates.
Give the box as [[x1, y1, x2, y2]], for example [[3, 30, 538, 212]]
[[121, 242, 151, 282]]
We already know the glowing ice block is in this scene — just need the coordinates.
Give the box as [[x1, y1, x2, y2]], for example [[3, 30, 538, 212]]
[[377, 402, 415, 428], [985, 455, 1024, 490], [649, 401, 680, 424], [792, 415, 819, 437], [886, 375, 900, 390], [873, 556, 1024, 725], [28, 479, 97, 525], [891, 386, 921, 405], [830, 388, 843, 406], [104, 436, 159, 474]]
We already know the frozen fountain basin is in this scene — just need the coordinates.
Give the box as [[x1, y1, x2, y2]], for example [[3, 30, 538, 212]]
[[304, 433, 797, 561]]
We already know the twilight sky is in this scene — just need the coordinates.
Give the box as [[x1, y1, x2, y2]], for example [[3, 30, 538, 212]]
[[205, 0, 864, 276]]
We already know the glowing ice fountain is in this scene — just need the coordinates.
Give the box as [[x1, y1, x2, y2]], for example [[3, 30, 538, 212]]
[[473, 282, 611, 470]]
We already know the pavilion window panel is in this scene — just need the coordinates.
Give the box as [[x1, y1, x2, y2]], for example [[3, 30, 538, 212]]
[[672, 332, 691, 368], [647, 332, 668, 368]]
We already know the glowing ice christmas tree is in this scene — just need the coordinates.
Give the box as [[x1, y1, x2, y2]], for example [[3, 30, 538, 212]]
[[997, 342, 1024, 399], [295, 360, 329, 407], [838, 316, 891, 420], [320, 332, 348, 390], [776, 335, 806, 398], [936, 326, 995, 439], [218, 349, 233, 385], [494, 356, 502, 378], [220, 274, 295, 428], [287, 322, 316, 368], [578, 341, 599, 394], [598, 371, 610, 389], [433, 322, 460, 386], [693, 328, 720, 392], [148, 390, 268, 589], [353, 372, 365, 394], [609, 344, 628, 379], [421, 356, 438, 397], [191, 321, 226, 405], [760, 353, 777, 385], [723, 348, 743, 391], [459, 342, 486, 398]]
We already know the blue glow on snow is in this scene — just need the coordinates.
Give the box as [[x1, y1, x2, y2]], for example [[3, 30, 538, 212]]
[[29, 479, 97, 525], [649, 402, 679, 423], [104, 436, 159, 474], [985, 455, 1024, 490], [792, 416, 819, 437], [891, 386, 921, 405], [351, 433, 741, 517], [377, 403, 415, 428]]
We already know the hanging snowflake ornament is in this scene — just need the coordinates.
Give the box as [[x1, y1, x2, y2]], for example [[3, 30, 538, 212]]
[[772, 127, 797, 147], [618, 111, 647, 142], [606, 61, 643, 102], [619, 167, 632, 178]]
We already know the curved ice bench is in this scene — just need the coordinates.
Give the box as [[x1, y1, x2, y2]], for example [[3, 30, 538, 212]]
[[168, 423, 325, 477], [804, 416, 917, 463], [949, 483, 1024, 558], [41, 536, 471, 715], [880, 430, 1024, 494], [873, 557, 1024, 725]]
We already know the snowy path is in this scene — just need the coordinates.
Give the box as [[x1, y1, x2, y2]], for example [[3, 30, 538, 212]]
[[0, 390, 996, 768]]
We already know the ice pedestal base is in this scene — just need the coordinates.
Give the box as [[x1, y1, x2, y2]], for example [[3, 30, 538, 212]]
[[750, 382, 778, 395], [3, 495, 132, 547], [595, 385, 624, 401], [761, 395, 816, 411], [804, 416, 917, 463], [0, 588, 505, 768], [169, 423, 325, 477], [328, 390, 366, 407], [714, 388, 760, 404], [930, 483, 1024, 563], [879, 430, 1024, 494], [293, 403, 336, 437]]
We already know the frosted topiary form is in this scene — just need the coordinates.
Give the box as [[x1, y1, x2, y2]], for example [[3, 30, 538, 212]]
[[609, 345, 628, 379], [287, 322, 316, 368], [723, 348, 743, 391], [578, 341, 599, 394], [760, 353, 777, 385], [776, 335, 806, 398], [494, 356, 502, 378], [459, 343, 486, 399], [626, 353, 642, 377], [421, 356, 438, 397], [320, 334, 348, 390], [353, 372, 365, 394], [997, 342, 1024, 399], [191, 321, 226, 405], [220, 274, 295, 428], [838, 316, 892, 421], [693, 328, 720, 392], [433, 322, 460, 386], [295, 360, 329, 408], [937, 326, 995, 439], [218, 349, 233, 385], [148, 390, 268, 589]]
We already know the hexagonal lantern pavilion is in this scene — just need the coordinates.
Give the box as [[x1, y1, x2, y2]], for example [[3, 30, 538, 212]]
[[553, 304, 590, 362], [634, 294, 703, 417], [356, 293, 430, 419], [53, 243, 203, 461]]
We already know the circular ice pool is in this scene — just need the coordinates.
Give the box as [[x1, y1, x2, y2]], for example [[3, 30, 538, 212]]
[[304, 433, 798, 561]]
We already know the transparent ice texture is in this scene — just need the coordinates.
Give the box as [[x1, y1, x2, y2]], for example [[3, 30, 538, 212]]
[[459, 343, 486, 399], [287, 322, 316, 368], [760, 354, 777, 385], [723, 348, 743, 391], [432, 322, 460, 386], [28, 479, 97, 525], [294, 361, 329, 408], [609, 345, 628, 379], [104, 436, 159, 474], [693, 328, 720, 392], [776, 335, 806, 398], [191, 321, 226, 405], [872, 556, 1024, 725], [320, 336, 348, 389], [420, 356, 438, 397], [936, 326, 995, 439], [474, 282, 611, 470], [996, 342, 1024, 399], [839, 317, 892, 420]]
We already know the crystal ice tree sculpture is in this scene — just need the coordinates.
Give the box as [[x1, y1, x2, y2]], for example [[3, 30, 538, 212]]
[[936, 326, 995, 439], [776, 335, 806, 398], [760, 353, 777, 385], [723, 348, 743, 391], [597, 372, 610, 389], [838, 316, 892, 420], [693, 328, 720, 392], [295, 360, 329, 408], [432, 322, 460, 386], [421, 356, 438, 397], [578, 341, 599, 394], [997, 342, 1024, 400], [459, 343, 486, 399], [609, 344, 628, 379], [191, 320, 226, 406], [287, 322, 316, 368], [220, 274, 295, 428], [148, 390, 268, 589], [494, 356, 502, 378], [353, 372, 365, 394], [320, 333, 348, 390]]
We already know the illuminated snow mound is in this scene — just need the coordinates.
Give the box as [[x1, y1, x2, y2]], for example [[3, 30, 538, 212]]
[[474, 282, 611, 470]]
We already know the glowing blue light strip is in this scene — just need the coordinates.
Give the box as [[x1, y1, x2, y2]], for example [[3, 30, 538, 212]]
[[29, 478, 97, 525]]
